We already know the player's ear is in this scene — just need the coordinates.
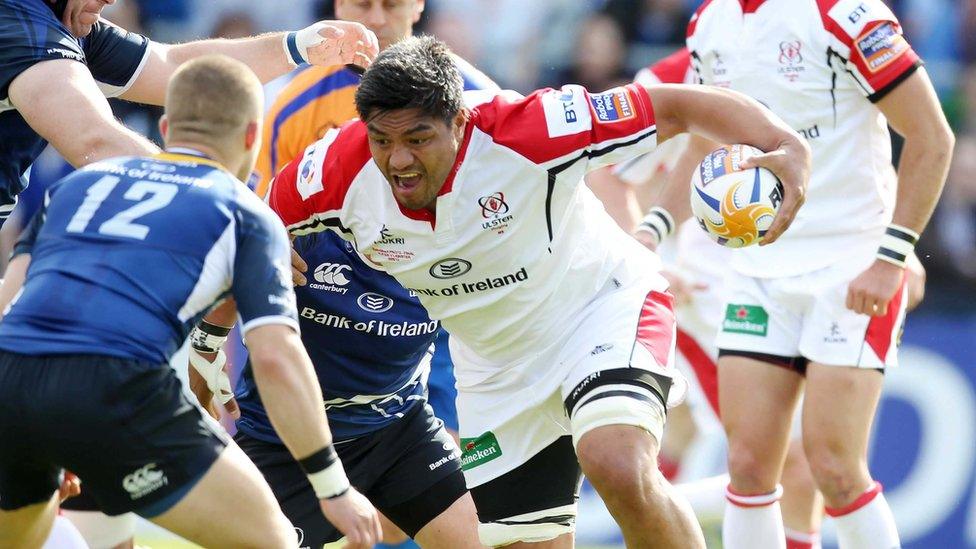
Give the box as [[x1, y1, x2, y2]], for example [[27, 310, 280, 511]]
[[158, 115, 169, 141], [414, 0, 425, 22], [244, 121, 259, 151], [452, 109, 468, 140]]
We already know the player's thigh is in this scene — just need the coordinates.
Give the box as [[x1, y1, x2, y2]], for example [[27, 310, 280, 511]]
[[801, 362, 884, 461], [0, 493, 58, 549], [719, 355, 804, 488], [411, 490, 482, 549], [150, 442, 296, 549]]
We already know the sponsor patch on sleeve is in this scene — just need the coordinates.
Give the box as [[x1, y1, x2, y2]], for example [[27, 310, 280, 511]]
[[588, 87, 637, 124], [856, 22, 910, 73], [540, 85, 593, 138]]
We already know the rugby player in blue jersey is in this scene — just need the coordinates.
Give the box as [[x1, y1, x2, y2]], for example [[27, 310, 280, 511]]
[[190, 231, 484, 548], [0, 56, 382, 549], [0, 0, 378, 225]]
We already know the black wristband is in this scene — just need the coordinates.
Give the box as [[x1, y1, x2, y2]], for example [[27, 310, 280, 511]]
[[298, 444, 339, 475], [197, 320, 232, 337]]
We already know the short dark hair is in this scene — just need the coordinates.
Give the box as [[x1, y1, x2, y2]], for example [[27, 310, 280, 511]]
[[355, 36, 464, 125]]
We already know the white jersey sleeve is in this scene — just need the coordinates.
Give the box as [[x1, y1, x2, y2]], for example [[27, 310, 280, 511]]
[[472, 82, 659, 175], [817, 0, 922, 102]]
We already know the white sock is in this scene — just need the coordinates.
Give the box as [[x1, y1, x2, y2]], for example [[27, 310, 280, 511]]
[[676, 473, 729, 523], [785, 527, 821, 549], [723, 484, 786, 549], [43, 516, 89, 549], [826, 482, 900, 549]]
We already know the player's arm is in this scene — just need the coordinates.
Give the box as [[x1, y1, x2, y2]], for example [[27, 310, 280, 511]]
[[0, 200, 49, 317], [120, 21, 379, 105], [645, 84, 811, 244], [0, 254, 28, 318], [232, 206, 380, 546], [631, 134, 714, 251], [846, 68, 953, 316], [585, 167, 643, 232], [7, 60, 159, 166]]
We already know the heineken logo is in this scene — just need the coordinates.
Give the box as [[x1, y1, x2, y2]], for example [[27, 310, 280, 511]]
[[723, 304, 769, 336], [460, 432, 502, 471]]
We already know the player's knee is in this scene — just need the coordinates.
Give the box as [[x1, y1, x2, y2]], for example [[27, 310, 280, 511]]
[[780, 445, 818, 498], [726, 442, 780, 493], [804, 445, 866, 502]]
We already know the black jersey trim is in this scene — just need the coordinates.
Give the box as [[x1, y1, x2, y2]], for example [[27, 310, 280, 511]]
[[867, 60, 922, 103], [542, 129, 658, 247]]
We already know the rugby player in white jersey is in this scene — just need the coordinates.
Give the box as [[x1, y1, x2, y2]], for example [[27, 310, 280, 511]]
[[682, 1, 954, 548], [267, 36, 811, 548], [592, 47, 825, 549]]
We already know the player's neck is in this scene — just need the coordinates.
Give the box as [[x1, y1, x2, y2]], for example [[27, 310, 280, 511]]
[[164, 141, 237, 174]]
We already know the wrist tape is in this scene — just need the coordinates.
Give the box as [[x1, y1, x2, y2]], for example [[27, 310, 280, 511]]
[[299, 445, 350, 499], [635, 207, 675, 246], [877, 224, 919, 268]]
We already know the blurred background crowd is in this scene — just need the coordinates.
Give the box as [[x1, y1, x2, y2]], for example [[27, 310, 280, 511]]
[[19, 0, 976, 312]]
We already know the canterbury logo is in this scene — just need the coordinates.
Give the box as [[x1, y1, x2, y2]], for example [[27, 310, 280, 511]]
[[122, 463, 168, 499], [314, 263, 351, 285]]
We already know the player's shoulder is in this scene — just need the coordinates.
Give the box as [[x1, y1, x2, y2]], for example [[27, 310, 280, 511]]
[[635, 48, 692, 86], [275, 120, 372, 201], [814, 0, 903, 40], [687, 0, 720, 39], [451, 54, 500, 92]]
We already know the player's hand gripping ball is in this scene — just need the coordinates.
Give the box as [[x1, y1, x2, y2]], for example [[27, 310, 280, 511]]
[[690, 144, 784, 248]]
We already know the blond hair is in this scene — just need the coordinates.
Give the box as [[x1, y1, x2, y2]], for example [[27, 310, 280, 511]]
[[164, 55, 263, 150]]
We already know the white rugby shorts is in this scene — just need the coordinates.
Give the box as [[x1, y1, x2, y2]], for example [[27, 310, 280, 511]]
[[453, 267, 686, 490], [716, 256, 908, 370]]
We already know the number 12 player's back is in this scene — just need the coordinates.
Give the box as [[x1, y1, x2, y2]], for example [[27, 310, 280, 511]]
[[0, 152, 297, 364]]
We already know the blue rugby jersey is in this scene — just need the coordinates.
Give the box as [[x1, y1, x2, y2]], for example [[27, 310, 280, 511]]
[[0, 0, 150, 218], [235, 230, 440, 443], [0, 150, 298, 363]]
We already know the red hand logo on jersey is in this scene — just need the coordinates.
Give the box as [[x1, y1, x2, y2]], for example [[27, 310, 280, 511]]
[[778, 41, 803, 66], [479, 192, 509, 219]]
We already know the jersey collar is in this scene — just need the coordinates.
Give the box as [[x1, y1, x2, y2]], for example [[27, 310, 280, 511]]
[[739, 0, 767, 13], [395, 116, 476, 227], [156, 147, 228, 172]]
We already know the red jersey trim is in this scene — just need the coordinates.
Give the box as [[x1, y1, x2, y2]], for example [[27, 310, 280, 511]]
[[687, 0, 717, 38], [676, 328, 719, 416], [649, 48, 692, 85], [740, 0, 767, 14]]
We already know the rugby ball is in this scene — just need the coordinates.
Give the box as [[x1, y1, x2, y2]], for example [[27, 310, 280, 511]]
[[690, 144, 783, 248]]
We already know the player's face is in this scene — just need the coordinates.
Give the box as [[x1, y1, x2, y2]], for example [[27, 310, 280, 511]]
[[335, 0, 423, 50], [366, 108, 466, 212], [59, 0, 114, 37]]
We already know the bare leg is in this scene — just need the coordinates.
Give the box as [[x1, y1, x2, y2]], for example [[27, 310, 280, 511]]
[[578, 424, 706, 549], [0, 493, 58, 549], [150, 443, 297, 548]]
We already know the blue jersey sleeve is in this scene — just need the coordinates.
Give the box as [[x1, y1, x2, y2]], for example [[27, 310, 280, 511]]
[[82, 21, 149, 97], [232, 200, 300, 334]]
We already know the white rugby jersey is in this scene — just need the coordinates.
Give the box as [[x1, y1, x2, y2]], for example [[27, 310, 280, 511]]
[[269, 84, 664, 362], [688, 0, 922, 277]]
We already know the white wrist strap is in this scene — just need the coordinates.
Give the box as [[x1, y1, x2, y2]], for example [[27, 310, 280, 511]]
[[635, 207, 675, 246], [877, 223, 919, 268], [189, 348, 234, 404], [283, 23, 328, 67], [307, 460, 351, 500]]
